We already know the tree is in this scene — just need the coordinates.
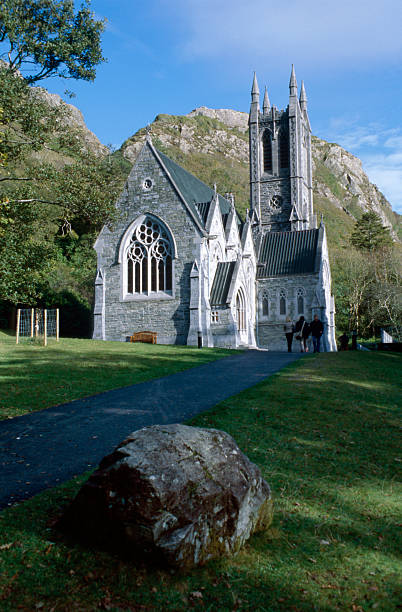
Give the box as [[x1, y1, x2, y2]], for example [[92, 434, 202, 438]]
[[369, 247, 402, 340], [0, 65, 127, 310], [332, 248, 374, 335], [350, 211, 392, 252], [0, 0, 105, 83]]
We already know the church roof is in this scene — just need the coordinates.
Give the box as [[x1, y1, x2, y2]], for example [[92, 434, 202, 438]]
[[210, 261, 236, 306], [257, 229, 320, 277], [156, 149, 234, 228]]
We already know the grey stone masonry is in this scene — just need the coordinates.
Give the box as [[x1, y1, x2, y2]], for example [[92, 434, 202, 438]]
[[94, 141, 204, 344], [249, 68, 316, 232]]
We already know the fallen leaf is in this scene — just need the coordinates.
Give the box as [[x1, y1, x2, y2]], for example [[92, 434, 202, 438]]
[[190, 591, 203, 599], [0, 542, 14, 550]]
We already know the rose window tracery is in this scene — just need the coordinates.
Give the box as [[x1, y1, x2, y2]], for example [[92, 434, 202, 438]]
[[126, 217, 172, 294], [270, 195, 282, 210]]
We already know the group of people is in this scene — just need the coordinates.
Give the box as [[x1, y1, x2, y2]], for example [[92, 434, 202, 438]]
[[284, 315, 324, 353]]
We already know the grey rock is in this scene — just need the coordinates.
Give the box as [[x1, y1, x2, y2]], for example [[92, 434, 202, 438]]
[[33, 87, 107, 157], [58, 424, 273, 569]]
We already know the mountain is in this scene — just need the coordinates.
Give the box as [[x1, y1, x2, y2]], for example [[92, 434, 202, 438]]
[[119, 107, 401, 248], [33, 87, 108, 158]]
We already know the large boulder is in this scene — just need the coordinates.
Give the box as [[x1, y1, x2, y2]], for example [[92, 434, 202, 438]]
[[59, 424, 273, 569]]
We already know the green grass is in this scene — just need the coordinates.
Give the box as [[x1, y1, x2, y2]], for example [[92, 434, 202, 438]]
[[0, 351, 400, 610], [314, 161, 348, 202], [0, 331, 232, 420]]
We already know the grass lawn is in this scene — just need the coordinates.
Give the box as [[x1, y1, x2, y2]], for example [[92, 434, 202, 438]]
[[0, 351, 401, 611], [0, 331, 232, 420]]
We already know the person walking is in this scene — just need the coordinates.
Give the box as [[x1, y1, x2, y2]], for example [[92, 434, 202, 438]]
[[339, 332, 349, 351], [302, 319, 311, 352], [310, 314, 324, 353], [294, 315, 306, 352], [283, 317, 294, 352]]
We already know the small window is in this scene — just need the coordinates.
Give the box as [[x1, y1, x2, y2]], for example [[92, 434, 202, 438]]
[[279, 129, 289, 169], [261, 292, 269, 318], [262, 131, 272, 173], [279, 289, 286, 316], [211, 311, 219, 323], [297, 288, 304, 314]]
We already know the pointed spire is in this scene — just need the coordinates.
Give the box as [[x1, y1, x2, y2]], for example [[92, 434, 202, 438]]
[[145, 124, 152, 142], [251, 71, 260, 102], [263, 86, 270, 114], [300, 80, 307, 111], [289, 64, 297, 97]]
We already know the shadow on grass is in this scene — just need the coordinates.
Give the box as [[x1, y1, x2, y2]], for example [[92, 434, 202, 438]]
[[0, 337, 233, 418], [0, 351, 401, 610]]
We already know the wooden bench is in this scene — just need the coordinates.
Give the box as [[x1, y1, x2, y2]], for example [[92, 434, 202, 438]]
[[130, 331, 157, 344]]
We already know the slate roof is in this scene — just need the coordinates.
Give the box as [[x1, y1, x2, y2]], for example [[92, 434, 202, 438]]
[[156, 149, 234, 227], [210, 261, 236, 305], [257, 229, 320, 277], [195, 201, 210, 225]]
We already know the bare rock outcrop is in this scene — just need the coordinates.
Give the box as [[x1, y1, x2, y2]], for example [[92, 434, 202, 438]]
[[312, 137, 397, 235], [58, 424, 273, 569], [33, 87, 107, 157], [188, 107, 249, 132]]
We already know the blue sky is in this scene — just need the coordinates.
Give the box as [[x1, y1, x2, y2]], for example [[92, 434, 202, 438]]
[[26, 0, 402, 213]]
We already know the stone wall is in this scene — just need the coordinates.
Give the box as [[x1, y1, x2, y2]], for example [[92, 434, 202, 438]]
[[257, 274, 319, 351], [94, 144, 203, 344]]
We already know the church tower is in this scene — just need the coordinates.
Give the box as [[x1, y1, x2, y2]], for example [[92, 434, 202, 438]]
[[249, 67, 316, 232]]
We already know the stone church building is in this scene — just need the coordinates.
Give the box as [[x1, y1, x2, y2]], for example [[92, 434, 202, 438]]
[[93, 68, 337, 351]]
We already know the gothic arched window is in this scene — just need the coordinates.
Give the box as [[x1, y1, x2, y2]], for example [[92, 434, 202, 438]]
[[260, 291, 269, 318], [262, 131, 272, 173], [126, 217, 173, 295], [279, 289, 287, 316], [279, 129, 289, 169], [297, 288, 305, 314]]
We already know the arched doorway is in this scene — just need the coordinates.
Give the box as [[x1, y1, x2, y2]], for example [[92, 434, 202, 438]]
[[236, 288, 247, 342]]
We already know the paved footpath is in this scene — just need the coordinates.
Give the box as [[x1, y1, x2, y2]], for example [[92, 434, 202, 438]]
[[0, 350, 301, 509]]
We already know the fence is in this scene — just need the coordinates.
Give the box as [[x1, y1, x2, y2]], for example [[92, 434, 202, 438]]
[[16, 308, 59, 346]]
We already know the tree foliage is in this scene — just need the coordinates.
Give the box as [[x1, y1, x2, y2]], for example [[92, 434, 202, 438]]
[[0, 66, 126, 314], [350, 210, 392, 252], [0, 0, 105, 83], [333, 245, 402, 339]]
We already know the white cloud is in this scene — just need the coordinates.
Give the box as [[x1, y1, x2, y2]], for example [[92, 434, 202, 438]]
[[325, 119, 402, 213], [364, 161, 402, 215], [158, 0, 402, 68]]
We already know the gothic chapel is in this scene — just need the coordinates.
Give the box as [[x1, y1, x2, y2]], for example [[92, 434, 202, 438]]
[[93, 67, 337, 351]]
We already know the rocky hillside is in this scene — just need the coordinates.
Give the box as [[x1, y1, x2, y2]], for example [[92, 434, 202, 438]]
[[32, 87, 108, 155], [120, 107, 401, 248], [33, 87, 108, 157]]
